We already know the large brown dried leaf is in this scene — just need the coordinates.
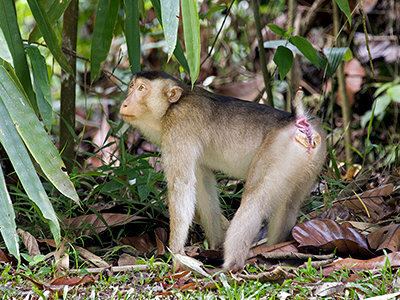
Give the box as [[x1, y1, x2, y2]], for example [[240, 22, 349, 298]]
[[17, 229, 41, 256], [292, 219, 374, 257], [250, 240, 299, 257], [323, 252, 400, 275], [120, 233, 155, 254], [117, 253, 137, 266], [64, 213, 145, 235], [48, 275, 95, 287], [368, 224, 400, 252], [334, 184, 395, 221], [0, 248, 12, 263]]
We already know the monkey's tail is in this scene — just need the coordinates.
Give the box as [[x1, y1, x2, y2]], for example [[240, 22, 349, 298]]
[[291, 87, 306, 118]]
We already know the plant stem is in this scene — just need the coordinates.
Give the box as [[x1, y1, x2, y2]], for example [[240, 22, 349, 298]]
[[251, 0, 274, 107], [333, 0, 352, 164], [60, 0, 78, 172]]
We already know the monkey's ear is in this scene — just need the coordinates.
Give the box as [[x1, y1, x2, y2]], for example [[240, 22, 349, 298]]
[[167, 86, 183, 103]]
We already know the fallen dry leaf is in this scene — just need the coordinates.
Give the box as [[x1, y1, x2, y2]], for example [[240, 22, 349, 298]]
[[17, 229, 41, 256], [75, 246, 110, 268], [314, 282, 345, 297], [49, 275, 95, 287], [251, 240, 299, 257], [323, 252, 400, 275], [0, 248, 12, 263], [292, 219, 374, 257], [155, 227, 168, 256], [232, 266, 293, 283], [368, 224, 400, 252], [335, 184, 395, 221], [120, 233, 155, 254], [172, 253, 210, 277], [117, 253, 137, 266], [65, 213, 146, 235], [54, 240, 69, 273]]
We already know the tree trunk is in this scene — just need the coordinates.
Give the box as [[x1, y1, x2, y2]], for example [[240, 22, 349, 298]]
[[60, 0, 78, 172]]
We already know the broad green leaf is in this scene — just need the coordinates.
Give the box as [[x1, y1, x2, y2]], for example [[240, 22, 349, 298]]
[[27, 0, 74, 75], [0, 66, 79, 204], [124, 0, 141, 73], [0, 0, 37, 109], [26, 46, 53, 131], [91, 0, 119, 82], [0, 166, 19, 261], [161, 0, 180, 60], [267, 23, 287, 37], [323, 47, 349, 77], [264, 40, 300, 54], [334, 0, 352, 24], [387, 85, 400, 103], [289, 36, 327, 69], [151, 0, 190, 73], [0, 90, 60, 244], [273, 46, 293, 80], [181, 0, 200, 85], [29, 0, 72, 42], [0, 57, 26, 95], [343, 48, 353, 61], [374, 95, 391, 115]]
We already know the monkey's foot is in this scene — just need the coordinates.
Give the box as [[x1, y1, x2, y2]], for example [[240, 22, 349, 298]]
[[294, 118, 321, 151]]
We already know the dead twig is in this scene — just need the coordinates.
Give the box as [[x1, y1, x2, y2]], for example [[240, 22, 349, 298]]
[[261, 252, 335, 261], [69, 262, 165, 274]]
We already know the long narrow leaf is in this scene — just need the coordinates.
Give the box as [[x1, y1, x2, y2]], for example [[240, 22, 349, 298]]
[[29, 0, 72, 42], [151, 0, 189, 73], [181, 0, 200, 85], [161, 0, 179, 60], [0, 166, 19, 261], [0, 93, 60, 244], [289, 36, 327, 69], [0, 66, 79, 204], [0, 0, 37, 109], [26, 46, 53, 131], [27, 0, 74, 75], [124, 0, 141, 73], [334, 0, 352, 24], [91, 0, 119, 82]]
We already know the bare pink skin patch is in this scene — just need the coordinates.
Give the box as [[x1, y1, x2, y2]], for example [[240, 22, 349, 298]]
[[294, 117, 321, 152]]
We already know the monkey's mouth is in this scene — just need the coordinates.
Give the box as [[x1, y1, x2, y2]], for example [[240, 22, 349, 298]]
[[120, 113, 136, 121]]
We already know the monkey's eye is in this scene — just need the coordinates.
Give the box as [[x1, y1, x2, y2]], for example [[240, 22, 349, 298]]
[[138, 84, 145, 91]]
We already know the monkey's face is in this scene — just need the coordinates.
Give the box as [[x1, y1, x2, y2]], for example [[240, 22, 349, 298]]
[[120, 76, 184, 123], [120, 77, 152, 122]]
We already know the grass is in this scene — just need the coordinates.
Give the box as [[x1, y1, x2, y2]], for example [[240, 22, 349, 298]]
[[1, 256, 399, 299]]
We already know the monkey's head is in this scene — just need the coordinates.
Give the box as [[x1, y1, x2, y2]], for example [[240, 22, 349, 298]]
[[120, 71, 184, 123]]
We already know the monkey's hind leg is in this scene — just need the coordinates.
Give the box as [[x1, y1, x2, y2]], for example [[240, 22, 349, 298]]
[[196, 167, 226, 249]]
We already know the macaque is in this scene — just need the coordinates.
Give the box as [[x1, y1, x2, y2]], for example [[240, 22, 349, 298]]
[[120, 71, 326, 271]]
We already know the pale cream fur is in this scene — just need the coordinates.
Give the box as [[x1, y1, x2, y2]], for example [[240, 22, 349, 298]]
[[120, 73, 326, 271]]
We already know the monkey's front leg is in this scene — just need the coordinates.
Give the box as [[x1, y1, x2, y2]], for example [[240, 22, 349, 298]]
[[163, 151, 198, 259]]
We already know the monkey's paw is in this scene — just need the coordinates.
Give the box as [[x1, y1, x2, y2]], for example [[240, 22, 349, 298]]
[[223, 257, 246, 273]]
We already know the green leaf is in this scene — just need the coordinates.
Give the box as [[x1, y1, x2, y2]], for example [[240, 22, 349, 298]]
[[334, 0, 352, 24], [26, 46, 53, 131], [387, 85, 400, 103], [0, 166, 19, 261], [323, 47, 349, 77], [151, 0, 190, 73], [289, 36, 327, 69], [267, 23, 287, 37], [91, 0, 119, 82], [0, 0, 37, 110], [374, 95, 391, 115], [273, 46, 293, 80], [29, 0, 72, 42], [0, 87, 60, 244], [27, 0, 74, 75], [0, 66, 79, 204], [161, 0, 180, 60], [124, 0, 141, 73], [181, 0, 200, 85]]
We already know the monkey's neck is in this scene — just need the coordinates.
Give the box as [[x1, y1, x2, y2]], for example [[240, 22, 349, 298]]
[[134, 118, 162, 145]]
